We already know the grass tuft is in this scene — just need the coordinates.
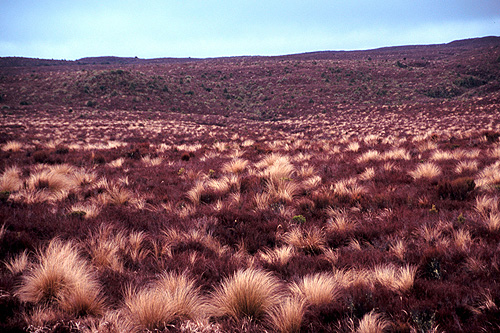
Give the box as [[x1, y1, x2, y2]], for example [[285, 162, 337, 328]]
[[210, 268, 282, 320]]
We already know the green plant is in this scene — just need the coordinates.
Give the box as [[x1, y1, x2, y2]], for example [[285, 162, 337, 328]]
[[291, 215, 306, 224]]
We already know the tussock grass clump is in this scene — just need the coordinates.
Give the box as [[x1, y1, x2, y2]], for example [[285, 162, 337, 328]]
[[4, 250, 30, 274], [326, 208, 357, 233], [359, 167, 375, 181], [267, 296, 306, 333], [16, 239, 105, 316], [257, 153, 295, 183], [409, 162, 442, 180], [0, 165, 23, 192], [475, 162, 500, 189], [1, 140, 23, 152], [283, 227, 326, 254], [455, 160, 478, 174], [210, 268, 282, 320], [357, 150, 381, 163], [382, 148, 411, 160], [222, 158, 249, 174], [87, 225, 126, 272], [371, 264, 417, 293], [290, 272, 344, 306], [68, 202, 101, 219], [265, 178, 299, 203], [356, 310, 391, 333], [123, 271, 206, 331], [347, 141, 360, 152], [334, 178, 367, 200], [259, 246, 296, 266], [141, 155, 163, 166]]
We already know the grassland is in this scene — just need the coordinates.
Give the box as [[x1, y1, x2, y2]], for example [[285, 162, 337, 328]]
[[1, 37, 500, 332]]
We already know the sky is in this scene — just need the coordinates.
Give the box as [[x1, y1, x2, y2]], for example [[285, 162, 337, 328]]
[[1, 0, 499, 60]]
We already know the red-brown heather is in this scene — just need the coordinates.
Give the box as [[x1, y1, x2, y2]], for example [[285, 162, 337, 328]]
[[1, 36, 500, 332]]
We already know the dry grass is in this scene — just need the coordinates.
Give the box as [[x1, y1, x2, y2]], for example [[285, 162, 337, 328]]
[[141, 155, 163, 166], [267, 296, 306, 333], [290, 272, 343, 306], [2, 140, 23, 152], [4, 250, 30, 274], [475, 195, 498, 218], [382, 148, 411, 160], [326, 208, 357, 233], [258, 154, 295, 183], [475, 162, 500, 189], [347, 141, 360, 152], [389, 238, 406, 261], [0, 165, 23, 192], [253, 192, 271, 211], [455, 160, 479, 174], [409, 162, 442, 180], [359, 167, 375, 181], [356, 310, 391, 333], [210, 268, 282, 320], [334, 178, 367, 200], [372, 264, 417, 293], [222, 158, 249, 174], [16, 239, 105, 316], [68, 202, 101, 219], [87, 226, 125, 272], [283, 227, 326, 254], [107, 157, 125, 168], [266, 178, 299, 203], [259, 246, 295, 266], [357, 150, 381, 163], [123, 271, 206, 331], [128, 231, 148, 263], [485, 213, 500, 232]]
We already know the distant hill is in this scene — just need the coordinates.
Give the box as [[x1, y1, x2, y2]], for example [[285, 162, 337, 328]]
[[1, 36, 498, 67]]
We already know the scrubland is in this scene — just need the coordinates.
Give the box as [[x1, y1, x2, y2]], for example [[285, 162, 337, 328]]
[[1, 38, 500, 332]]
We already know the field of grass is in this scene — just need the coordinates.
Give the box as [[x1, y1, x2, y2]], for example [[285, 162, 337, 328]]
[[1, 37, 500, 332]]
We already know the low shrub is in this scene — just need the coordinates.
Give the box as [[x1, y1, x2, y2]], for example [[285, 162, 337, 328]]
[[437, 178, 475, 200]]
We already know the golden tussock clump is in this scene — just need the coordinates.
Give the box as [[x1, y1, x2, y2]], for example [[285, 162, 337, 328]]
[[1, 140, 23, 152], [4, 250, 30, 275], [123, 271, 206, 332], [257, 153, 295, 183], [141, 155, 163, 167], [358, 167, 375, 181], [408, 162, 442, 180], [267, 296, 306, 333], [283, 227, 326, 254], [356, 310, 391, 333], [475, 162, 500, 189], [87, 225, 126, 272], [382, 148, 411, 161], [259, 246, 296, 266], [0, 166, 23, 192], [16, 239, 105, 316], [356, 150, 381, 163], [346, 141, 360, 152], [221, 158, 249, 174], [210, 268, 282, 321], [289, 272, 344, 306], [334, 178, 367, 200], [68, 202, 101, 219], [326, 207, 357, 233], [455, 160, 479, 174], [371, 264, 417, 293]]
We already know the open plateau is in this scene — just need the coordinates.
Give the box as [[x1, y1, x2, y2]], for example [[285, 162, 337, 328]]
[[1, 36, 500, 332]]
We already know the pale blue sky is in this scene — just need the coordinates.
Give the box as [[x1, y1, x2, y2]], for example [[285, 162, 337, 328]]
[[1, 0, 499, 60]]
